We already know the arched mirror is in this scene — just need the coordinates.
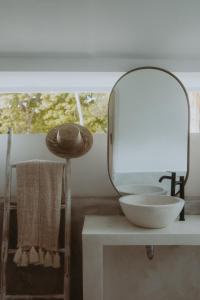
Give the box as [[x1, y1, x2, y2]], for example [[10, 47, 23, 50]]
[[108, 67, 190, 195]]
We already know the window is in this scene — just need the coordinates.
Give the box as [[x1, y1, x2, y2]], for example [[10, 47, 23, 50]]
[[189, 91, 200, 133], [0, 92, 109, 134], [1, 90, 199, 134]]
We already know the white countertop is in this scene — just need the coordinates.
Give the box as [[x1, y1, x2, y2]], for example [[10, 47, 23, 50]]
[[82, 215, 200, 245]]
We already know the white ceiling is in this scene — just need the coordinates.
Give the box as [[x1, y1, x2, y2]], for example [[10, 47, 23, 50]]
[[1, 0, 200, 71]]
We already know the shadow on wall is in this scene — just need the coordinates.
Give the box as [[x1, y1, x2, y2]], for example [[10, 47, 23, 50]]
[[0, 197, 121, 300], [185, 133, 200, 197]]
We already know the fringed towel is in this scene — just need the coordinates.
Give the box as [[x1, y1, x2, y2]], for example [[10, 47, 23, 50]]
[[13, 160, 65, 268]]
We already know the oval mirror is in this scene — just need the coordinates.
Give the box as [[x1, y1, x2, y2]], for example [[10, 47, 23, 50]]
[[108, 67, 189, 196]]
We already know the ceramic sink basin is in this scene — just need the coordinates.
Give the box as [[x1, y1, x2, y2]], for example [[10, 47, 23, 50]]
[[119, 195, 185, 228], [118, 184, 167, 195]]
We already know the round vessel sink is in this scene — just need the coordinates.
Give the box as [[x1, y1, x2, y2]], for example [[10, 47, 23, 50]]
[[118, 184, 167, 195], [119, 195, 185, 229]]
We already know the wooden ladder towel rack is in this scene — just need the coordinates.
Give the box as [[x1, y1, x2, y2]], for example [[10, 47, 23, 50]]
[[0, 129, 72, 300]]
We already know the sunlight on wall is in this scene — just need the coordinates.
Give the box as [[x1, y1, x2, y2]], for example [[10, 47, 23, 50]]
[[189, 92, 200, 133]]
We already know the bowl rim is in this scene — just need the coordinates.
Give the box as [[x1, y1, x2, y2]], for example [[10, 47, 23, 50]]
[[119, 194, 185, 207], [118, 184, 166, 193]]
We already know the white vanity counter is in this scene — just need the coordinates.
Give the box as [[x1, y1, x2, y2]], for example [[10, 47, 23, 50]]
[[83, 215, 200, 245], [82, 215, 200, 300]]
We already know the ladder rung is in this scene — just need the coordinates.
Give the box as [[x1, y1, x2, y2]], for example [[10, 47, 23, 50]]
[[6, 294, 64, 299], [2, 149, 69, 299], [11, 162, 65, 168], [10, 204, 16, 210], [10, 204, 66, 210], [8, 248, 65, 254]]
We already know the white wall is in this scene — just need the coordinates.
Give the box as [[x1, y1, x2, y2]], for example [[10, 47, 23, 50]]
[[0, 133, 200, 198], [0, 133, 116, 197], [0, 72, 123, 93]]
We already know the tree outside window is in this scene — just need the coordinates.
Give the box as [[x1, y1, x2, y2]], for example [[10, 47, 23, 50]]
[[0, 92, 109, 134]]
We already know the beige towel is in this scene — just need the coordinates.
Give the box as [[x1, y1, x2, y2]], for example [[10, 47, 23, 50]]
[[13, 160, 65, 268]]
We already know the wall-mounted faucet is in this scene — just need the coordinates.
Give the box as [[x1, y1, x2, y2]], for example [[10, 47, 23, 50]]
[[159, 172, 185, 221]]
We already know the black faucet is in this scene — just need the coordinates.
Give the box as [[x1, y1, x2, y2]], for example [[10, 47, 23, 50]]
[[159, 172, 176, 196], [159, 172, 185, 221], [175, 176, 185, 221]]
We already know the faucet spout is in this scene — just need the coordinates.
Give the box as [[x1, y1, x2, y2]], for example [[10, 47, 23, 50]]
[[158, 172, 176, 196], [159, 175, 172, 182]]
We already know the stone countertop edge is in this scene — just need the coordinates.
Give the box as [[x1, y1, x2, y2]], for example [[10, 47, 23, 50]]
[[82, 215, 200, 245]]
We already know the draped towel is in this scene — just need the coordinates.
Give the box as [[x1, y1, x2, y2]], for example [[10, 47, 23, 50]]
[[13, 160, 64, 268]]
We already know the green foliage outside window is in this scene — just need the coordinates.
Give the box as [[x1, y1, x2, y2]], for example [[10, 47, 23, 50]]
[[80, 93, 108, 133], [0, 92, 109, 134]]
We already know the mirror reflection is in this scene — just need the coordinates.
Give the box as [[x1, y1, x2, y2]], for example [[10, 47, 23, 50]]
[[108, 67, 189, 195]]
